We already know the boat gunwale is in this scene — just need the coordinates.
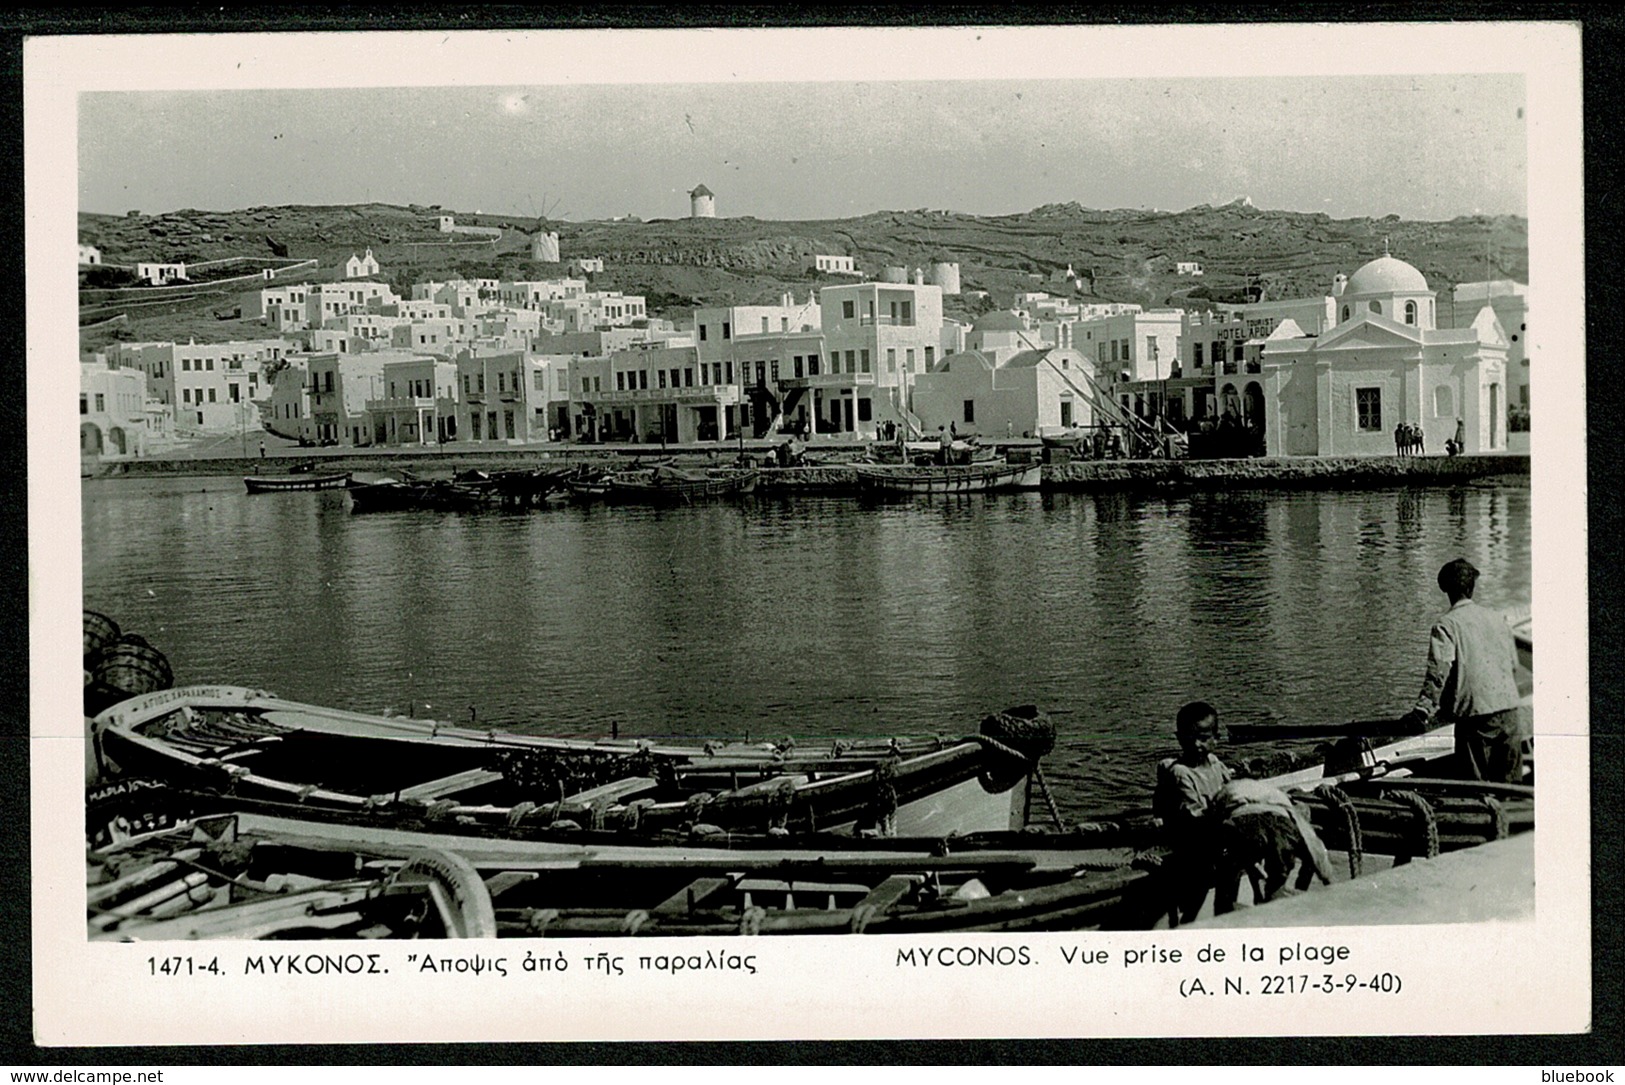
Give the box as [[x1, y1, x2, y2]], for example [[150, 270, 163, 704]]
[[96, 685, 961, 762]]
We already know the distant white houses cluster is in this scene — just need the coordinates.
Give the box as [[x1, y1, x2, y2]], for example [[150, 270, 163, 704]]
[[79, 230, 1526, 462]]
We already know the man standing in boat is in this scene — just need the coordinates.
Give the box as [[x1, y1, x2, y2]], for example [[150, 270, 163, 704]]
[[1401, 558, 1526, 782]]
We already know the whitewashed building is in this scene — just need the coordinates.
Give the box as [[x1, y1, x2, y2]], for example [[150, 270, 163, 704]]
[[79, 363, 148, 458], [1251, 256, 1513, 456], [365, 358, 459, 445], [913, 347, 1096, 439], [344, 249, 380, 278]]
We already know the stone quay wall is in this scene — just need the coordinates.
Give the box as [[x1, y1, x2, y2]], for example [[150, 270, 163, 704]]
[[89, 448, 1528, 494]]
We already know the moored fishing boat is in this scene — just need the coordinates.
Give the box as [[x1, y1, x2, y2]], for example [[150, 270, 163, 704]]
[[852, 460, 1043, 495], [88, 686, 1053, 848], [243, 472, 351, 493], [347, 477, 490, 513], [600, 465, 759, 505], [88, 815, 496, 941]]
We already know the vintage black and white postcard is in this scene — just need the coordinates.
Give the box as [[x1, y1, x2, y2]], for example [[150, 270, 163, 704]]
[[27, 22, 1588, 1045]]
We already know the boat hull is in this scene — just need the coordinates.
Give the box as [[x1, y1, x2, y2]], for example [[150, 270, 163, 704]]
[[853, 462, 1042, 494], [243, 473, 351, 493], [602, 469, 759, 504], [91, 685, 1041, 845]]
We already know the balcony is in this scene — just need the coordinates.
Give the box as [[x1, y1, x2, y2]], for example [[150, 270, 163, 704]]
[[364, 396, 439, 412], [778, 371, 876, 390], [588, 385, 737, 406], [858, 317, 916, 327]]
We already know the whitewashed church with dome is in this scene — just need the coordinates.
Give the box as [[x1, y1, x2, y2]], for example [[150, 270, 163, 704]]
[[1239, 248, 1513, 457]]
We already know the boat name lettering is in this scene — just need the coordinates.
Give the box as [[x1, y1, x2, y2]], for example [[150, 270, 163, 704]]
[[524, 951, 570, 974], [415, 953, 507, 977], [111, 686, 244, 723], [581, 953, 621, 976], [895, 946, 1033, 968], [640, 952, 757, 976], [244, 953, 384, 976], [86, 778, 164, 804]]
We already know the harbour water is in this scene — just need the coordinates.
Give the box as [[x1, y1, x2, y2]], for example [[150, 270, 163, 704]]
[[81, 478, 1531, 820]]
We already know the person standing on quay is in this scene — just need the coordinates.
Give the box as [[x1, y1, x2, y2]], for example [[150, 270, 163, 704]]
[[1401, 558, 1526, 783], [1394, 422, 1405, 456]]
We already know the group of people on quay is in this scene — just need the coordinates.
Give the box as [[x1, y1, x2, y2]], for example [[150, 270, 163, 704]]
[[1152, 557, 1526, 926], [1395, 418, 1469, 457]]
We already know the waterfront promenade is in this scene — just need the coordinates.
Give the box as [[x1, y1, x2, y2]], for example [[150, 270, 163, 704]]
[[85, 440, 1529, 494]]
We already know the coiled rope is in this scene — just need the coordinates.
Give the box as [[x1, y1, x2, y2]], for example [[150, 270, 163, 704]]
[[1389, 789, 1439, 861], [1318, 783, 1364, 879]]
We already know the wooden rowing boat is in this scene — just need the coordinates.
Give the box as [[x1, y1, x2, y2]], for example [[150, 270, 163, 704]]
[[88, 815, 496, 941], [600, 466, 759, 505], [89, 686, 1050, 848], [347, 477, 489, 513], [852, 461, 1042, 495], [243, 472, 351, 493]]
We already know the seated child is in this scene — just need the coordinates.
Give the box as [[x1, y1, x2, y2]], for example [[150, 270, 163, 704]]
[[1152, 701, 1233, 926]]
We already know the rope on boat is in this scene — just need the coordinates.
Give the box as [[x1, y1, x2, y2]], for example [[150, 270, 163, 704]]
[[739, 906, 766, 936], [764, 777, 797, 833], [684, 792, 714, 830], [625, 798, 654, 832], [621, 910, 650, 935], [1388, 789, 1440, 861], [506, 801, 536, 828], [969, 733, 1029, 764], [523, 908, 559, 935], [1483, 795, 1509, 840], [849, 902, 880, 934], [423, 799, 458, 822], [1317, 784, 1364, 879], [866, 757, 899, 837], [1033, 763, 1066, 831]]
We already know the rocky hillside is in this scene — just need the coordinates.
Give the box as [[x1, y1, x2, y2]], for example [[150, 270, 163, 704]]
[[78, 199, 1527, 347]]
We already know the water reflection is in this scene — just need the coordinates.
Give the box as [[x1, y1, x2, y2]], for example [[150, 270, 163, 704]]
[[82, 479, 1531, 818]]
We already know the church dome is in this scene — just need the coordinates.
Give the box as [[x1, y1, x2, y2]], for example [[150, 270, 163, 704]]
[[1346, 255, 1429, 295], [973, 311, 1024, 333]]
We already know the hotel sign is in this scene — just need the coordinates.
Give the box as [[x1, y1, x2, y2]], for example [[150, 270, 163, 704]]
[[1215, 318, 1280, 342]]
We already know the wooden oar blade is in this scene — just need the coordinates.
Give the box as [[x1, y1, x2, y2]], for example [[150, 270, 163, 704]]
[[1224, 717, 1430, 743]]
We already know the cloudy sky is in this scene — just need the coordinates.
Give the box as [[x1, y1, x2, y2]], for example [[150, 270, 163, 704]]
[[77, 51, 1525, 223]]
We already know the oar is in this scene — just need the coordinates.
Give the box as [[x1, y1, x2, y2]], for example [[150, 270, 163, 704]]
[[1224, 717, 1430, 743]]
